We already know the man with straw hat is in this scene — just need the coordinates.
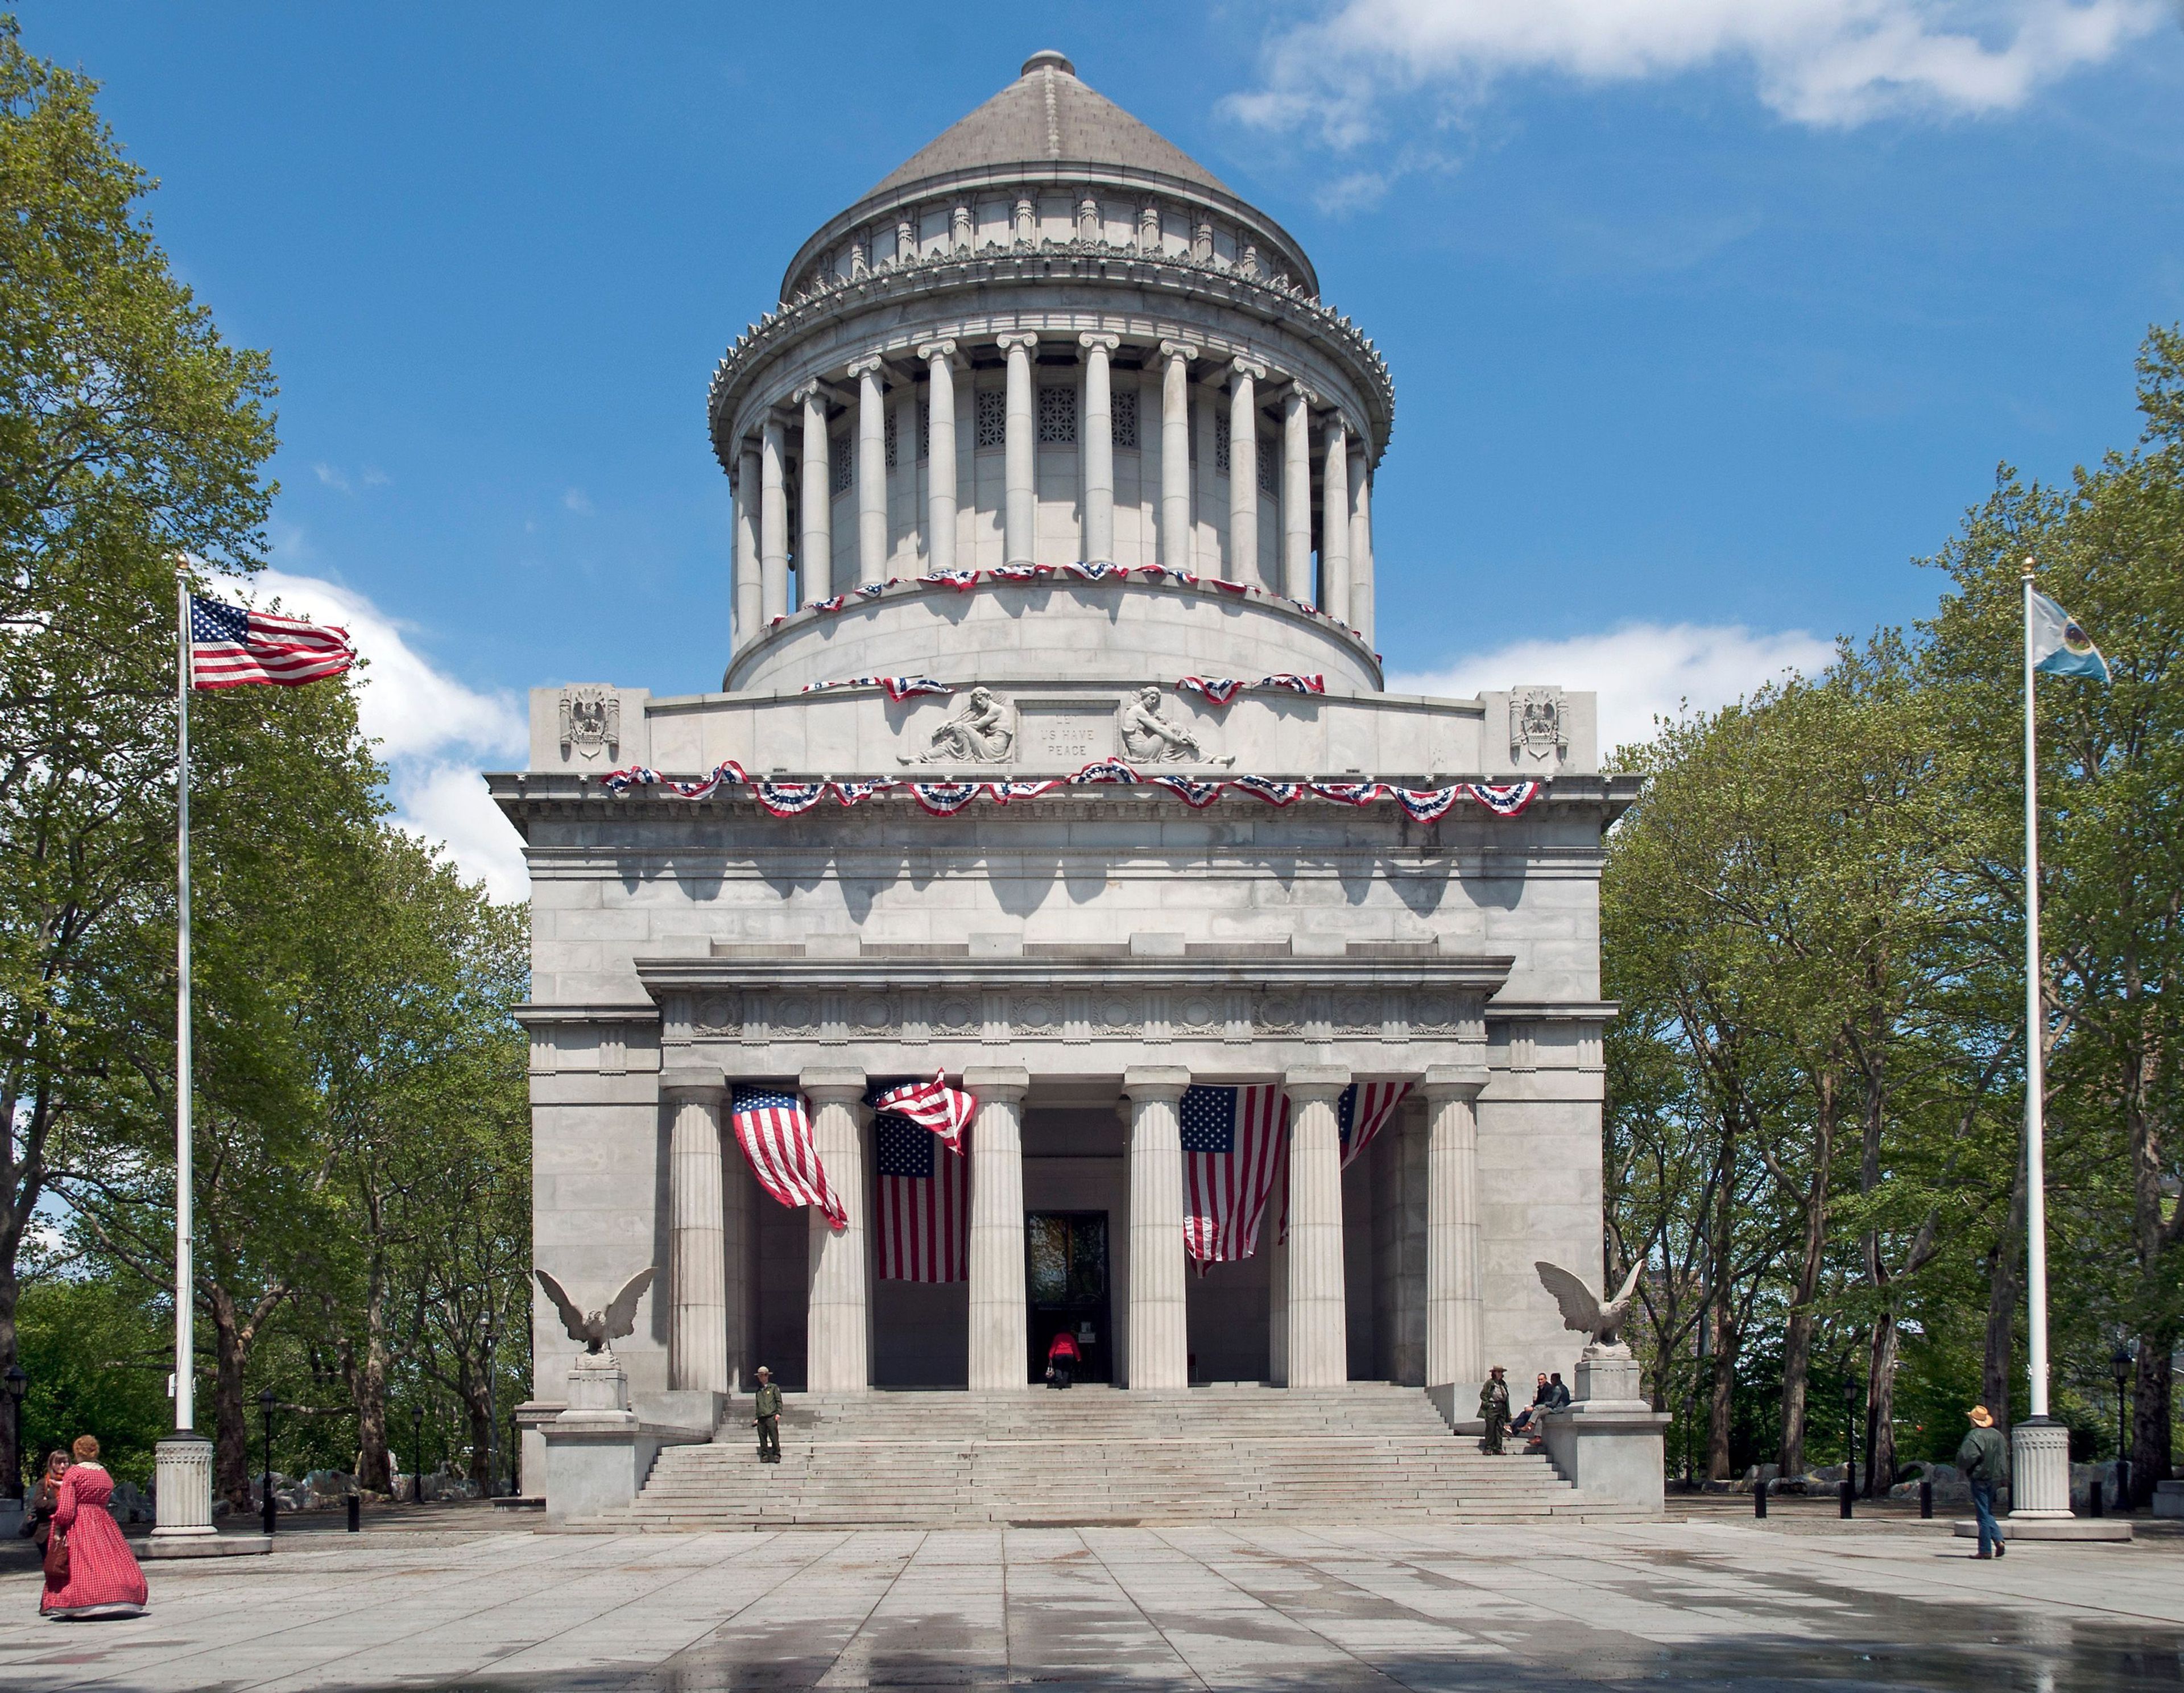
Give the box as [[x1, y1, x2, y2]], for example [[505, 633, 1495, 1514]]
[[1956, 1405, 2009, 1558]]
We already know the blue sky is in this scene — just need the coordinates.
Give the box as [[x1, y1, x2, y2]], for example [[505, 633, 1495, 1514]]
[[19, 2, 2184, 892]]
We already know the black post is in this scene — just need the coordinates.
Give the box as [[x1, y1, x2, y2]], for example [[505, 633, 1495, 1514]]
[[413, 1402, 425, 1508], [1920, 1480, 1933, 1519], [2090, 1479, 2104, 1518], [2112, 1345, 2133, 1513], [346, 1492, 361, 1533], [258, 1389, 276, 1537], [1754, 1478, 1767, 1518], [3, 1363, 26, 1503]]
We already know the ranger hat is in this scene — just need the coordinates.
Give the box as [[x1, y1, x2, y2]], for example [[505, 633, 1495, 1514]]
[[755, 1365, 772, 1378]]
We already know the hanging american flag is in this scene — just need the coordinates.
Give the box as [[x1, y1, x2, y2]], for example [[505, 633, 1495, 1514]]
[[874, 1106, 967, 1282], [870, 1071, 977, 1152], [729, 1084, 845, 1229], [188, 594, 356, 689], [1179, 1083, 1288, 1266], [1338, 1081, 1412, 1170]]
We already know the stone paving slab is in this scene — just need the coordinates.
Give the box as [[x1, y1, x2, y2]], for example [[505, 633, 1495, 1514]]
[[0, 1519, 2179, 1691]]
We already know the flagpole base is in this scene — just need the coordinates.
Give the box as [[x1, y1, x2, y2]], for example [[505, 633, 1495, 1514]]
[[2009, 1415, 2074, 1518], [151, 1432, 217, 1539]]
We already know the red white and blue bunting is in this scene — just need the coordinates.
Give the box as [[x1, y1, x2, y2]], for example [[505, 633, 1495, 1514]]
[[800, 676, 955, 701], [600, 759, 1540, 820], [1176, 673, 1326, 706]]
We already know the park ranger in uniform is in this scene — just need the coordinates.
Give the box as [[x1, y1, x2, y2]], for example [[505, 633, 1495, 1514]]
[[1479, 1365, 1512, 1455], [753, 1365, 783, 1463]]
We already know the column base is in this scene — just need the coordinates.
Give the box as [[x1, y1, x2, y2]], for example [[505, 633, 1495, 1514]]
[[146, 1533, 272, 1558], [152, 1432, 216, 1538], [1952, 1517, 2131, 1542]]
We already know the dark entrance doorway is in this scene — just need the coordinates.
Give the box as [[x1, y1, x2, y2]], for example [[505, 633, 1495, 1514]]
[[1026, 1211, 1111, 1385]]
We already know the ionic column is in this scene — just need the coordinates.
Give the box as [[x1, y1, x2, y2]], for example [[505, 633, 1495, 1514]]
[[1284, 1067, 1351, 1388], [1157, 341, 1197, 571], [1321, 417, 1350, 621], [998, 333, 1039, 565], [734, 440, 762, 646], [795, 382, 832, 604], [1227, 358, 1264, 584], [663, 1067, 729, 1396], [802, 1067, 870, 1392], [1123, 1067, 1190, 1390], [1281, 383, 1314, 601], [849, 356, 888, 587], [1422, 1066, 1489, 1391], [919, 341, 959, 572], [1079, 333, 1120, 563], [1349, 451, 1374, 643], [964, 1067, 1030, 1391], [760, 416, 791, 622]]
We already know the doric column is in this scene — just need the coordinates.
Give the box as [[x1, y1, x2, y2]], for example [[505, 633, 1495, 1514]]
[[919, 341, 958, 573], [1123, 1067, 1190, 1390], [1079, 333, 1119, 563], [795, 383, 832, 604], [964, 1066, 1030, 1391], [802, 1066, 870, 1392], [1422, 1066, 1489, 1391], [1281, 383, 1314, 601], [663, 1067, 728, 1396], [1320, 417, 1350, 621], [1266, 1218, 1289, 1387], [760, 416, 791, 622], [734, 440, 762, 646], [1157, 342, 1197, 571], [1227, 358, 1264, 584], [1349, 450, 1374, 643], [1284, 1066, 1351, 1388], [849, 356, 887, 588], [998, 333, 1039, 565]]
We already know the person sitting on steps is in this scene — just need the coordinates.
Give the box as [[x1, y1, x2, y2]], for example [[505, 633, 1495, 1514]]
[[1045, 1329, 1081, 1389]]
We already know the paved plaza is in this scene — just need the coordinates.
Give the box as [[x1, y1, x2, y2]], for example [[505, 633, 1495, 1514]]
[[3, 1513, 2181, 1691]]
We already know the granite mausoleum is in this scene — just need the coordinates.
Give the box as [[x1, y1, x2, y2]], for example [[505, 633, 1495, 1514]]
[[496, 51, 1655, 1525]]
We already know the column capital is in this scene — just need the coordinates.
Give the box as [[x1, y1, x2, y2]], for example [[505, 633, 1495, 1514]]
[[1078, 331, 1121, 355], [1157, 339, 1199, 363], [1323, 412, 1351, 445], [996, 331, 1040, 354], [845, 354, 886, 381], [1283, 1065, 1352, 1103], [1420, 1065, 1490, 1102], [660, 1064, 725, 1102], [1122, 1065, 1192, 1103], [915, 338, 958, 364], [1285, 380, 1319, 407], [1231, 355, 1268, 382], [799, 1064, 868, 1104], [790, 379, 828, 407], [962, 1064, 1030, 1102]]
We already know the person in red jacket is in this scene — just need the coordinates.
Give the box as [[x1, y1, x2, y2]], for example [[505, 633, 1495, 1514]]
[[1045, 1329, 1081, 1389]]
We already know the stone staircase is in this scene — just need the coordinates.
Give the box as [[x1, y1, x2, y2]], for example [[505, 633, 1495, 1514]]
[[587, 1384, 1649, 1529]]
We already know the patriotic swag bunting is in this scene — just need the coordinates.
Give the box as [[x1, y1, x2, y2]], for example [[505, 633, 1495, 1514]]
[[1232, 775, 1302, 806], [1177, 674, 1326, 707], [753, 781, 826, 816], [188, 595, 357, 689], [1180, 1084, 1288, 1266], [831, 779, 896, 807], [990, 778, 1062, 804], [1065, 561, 1127, 581], [920, 569, 981, 592], [1151, 773, 1224, 808], [910, 781, 981, 815], [800, 677, 954, 701], [1468, 782, 1541, 817], [729, 1085, 846, 1229], [1392, 786, 1459, 824], [1312, 781, 1385, 807]]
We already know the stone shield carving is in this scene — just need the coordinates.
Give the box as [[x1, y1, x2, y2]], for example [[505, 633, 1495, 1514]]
[[559, 686, 619, 762], [1511, 687, 1567, 767]]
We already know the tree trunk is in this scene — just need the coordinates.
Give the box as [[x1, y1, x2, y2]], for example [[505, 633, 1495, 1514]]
[[354, 1250, 392, 1493], [2132, 1337, 2174, 1509], [1981, 1167, 2026, 1433], [208, 1291, 251, 1506], [0, 1271, 19, 1496], [1776, 1076, 1836, 1481], [1866, 1313, 1901, 1497]]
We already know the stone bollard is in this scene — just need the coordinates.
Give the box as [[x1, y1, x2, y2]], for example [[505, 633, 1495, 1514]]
[[1754, 1479, 1767, 1518]]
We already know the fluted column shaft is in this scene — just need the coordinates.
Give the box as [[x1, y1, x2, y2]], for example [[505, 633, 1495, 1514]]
[[1079, 334, 1119, 563], [920, 341, 958, 572], [1228, 360, 1264, 585], [760, 418, 791, 622], [850, 357, 887, 587], [1423, 1067, 1488, 1390], [1285, 1067, 1351, 1389], [1321, 418, 1350, 620], [1349, 452, 1374, 643], [1281, 384, 1313, 601], [1124, 1068, 1190, 1390], [1158, 342, 1196, 570], [664, 1068, 728, 1395], [734, 441, 762, 646], [965, 1067, 1029, 1391], [803, 1067, 870, 1392], [797, 384, 832, 603], [999, 333, 1039, 565]]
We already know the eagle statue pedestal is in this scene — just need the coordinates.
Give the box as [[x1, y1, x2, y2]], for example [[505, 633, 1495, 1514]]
[[543, 1352, 706, 1529], [1541, 1344, 1670, 1514]]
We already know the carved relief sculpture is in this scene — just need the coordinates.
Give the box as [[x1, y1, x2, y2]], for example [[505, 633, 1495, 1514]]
[[1118, 686, 1230, 765], [911, 686, 1015, 763], [559, 686, 620, 761], [1511, 686, 1567, 767]]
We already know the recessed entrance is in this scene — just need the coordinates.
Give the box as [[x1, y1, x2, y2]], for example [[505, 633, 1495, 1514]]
[[1026, 1210, 1111, 1384]]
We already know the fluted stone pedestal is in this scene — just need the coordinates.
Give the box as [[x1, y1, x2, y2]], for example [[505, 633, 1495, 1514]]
[[147, 1431, 270, 1558], [1540, 1350, 1669, 1512]]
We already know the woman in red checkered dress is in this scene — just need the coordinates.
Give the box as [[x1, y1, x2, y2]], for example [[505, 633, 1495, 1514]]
[[40, 1435, 147, 1621]]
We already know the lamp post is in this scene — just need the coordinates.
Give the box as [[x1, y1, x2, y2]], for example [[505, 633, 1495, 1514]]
[[4, 1362, 26, 1502], [2111, 1345, 2134, 1513], [258, 1389, 276, 1537], [482, 1311, 498, 1501]]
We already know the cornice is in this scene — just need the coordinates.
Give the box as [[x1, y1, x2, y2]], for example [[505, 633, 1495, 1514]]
[[632, 953, 1515, 994]]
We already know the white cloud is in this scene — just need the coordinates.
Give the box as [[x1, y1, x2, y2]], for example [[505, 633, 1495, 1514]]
[[1387, 621, 1838, 756], [208, 568, 529, 897], [312, 462, 351, 494], [562, 487, 595, 517], [1231, 1, 2164, 142]]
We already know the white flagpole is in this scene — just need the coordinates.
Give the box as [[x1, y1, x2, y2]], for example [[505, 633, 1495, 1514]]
[[174, 577, 195, 1438], [2021, 563, 2050, 1423]]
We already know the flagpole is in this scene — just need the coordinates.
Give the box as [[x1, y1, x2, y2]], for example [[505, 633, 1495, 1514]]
[[2022, 564, 2050, 1425]]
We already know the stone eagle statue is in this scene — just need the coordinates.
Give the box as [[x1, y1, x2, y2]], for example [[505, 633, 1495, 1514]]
[[1534, 1259, 1644, 1351], [535, 1266, 656, 1355]]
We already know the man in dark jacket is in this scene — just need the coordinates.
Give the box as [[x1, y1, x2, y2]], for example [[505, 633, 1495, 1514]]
[[1479, 1366, 1512, 1455], [753, 1366, 783, 1464], [1956, 1405, 2009, 1558]]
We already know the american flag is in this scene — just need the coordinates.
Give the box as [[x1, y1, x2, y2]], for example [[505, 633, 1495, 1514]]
[[1338, 1081, 1412, 1170], [874, 1107, 967, 1281], [728, 1084, 845, 1229], [870, 1071, 977, 1152], [188, 594, 357, 689], [1179, 1083, 1288, 1266]]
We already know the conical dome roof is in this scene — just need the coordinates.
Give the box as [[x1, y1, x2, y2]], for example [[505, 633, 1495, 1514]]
[[865, 50, 1234, 200]]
